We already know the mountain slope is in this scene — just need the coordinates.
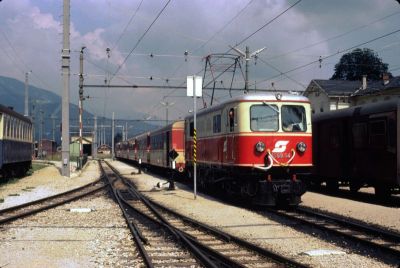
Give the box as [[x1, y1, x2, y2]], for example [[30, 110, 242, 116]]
[[0, 76, 158, 145]]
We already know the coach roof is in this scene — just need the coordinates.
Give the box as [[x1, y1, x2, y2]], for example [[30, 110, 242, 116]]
[[0, 104, 32, 124]]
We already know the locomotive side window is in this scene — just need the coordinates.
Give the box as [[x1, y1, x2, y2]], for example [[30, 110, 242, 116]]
[[213, 114, 221, 133], [282, 105, 306, 132], [250, 104, 279, 131]]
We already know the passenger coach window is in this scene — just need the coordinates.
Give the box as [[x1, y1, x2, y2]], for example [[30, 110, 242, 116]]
[[352, 123, 367, 148], [369, 120, 386, 147], [282, 105, 306, 132], [250, 105, 279, 131]]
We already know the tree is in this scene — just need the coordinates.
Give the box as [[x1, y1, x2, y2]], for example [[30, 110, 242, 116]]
[[330, 48, 391, 81]]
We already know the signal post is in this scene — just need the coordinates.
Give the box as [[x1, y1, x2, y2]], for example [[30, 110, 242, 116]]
[[187, 76, 202, 199]]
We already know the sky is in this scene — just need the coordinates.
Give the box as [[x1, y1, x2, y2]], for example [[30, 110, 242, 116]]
[[0, 0, 400, 122]]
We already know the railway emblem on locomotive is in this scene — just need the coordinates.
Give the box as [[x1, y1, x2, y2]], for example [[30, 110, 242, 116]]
[[272, 140, 289, 153]]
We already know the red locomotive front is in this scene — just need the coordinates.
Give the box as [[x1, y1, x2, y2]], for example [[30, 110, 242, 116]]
[[185, 93, 312, 206]]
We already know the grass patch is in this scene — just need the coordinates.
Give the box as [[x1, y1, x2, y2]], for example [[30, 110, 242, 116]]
[[0, 198, 4, 203], [8, 193, 20, 197], [27, 163, 48, 175]]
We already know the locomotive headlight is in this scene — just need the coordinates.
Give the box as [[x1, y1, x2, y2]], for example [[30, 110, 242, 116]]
[[255, 141, 266, 153], [296, 142, 307, 153]]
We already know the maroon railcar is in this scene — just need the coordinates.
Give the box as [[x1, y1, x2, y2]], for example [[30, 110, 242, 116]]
[[312, 99, 400, 197]]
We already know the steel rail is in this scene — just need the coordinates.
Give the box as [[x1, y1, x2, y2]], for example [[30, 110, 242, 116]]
[[106, 160, 308, 268], [268, 207, 400, 258], [99, 162, 154, 268], [103, 161, 219, 268], [0, 179, 106, 225], [297, 207, 400, 243], [148, 198, 308, 268]]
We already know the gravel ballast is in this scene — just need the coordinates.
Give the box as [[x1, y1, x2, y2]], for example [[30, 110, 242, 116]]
[[0, 192, 140, 267]]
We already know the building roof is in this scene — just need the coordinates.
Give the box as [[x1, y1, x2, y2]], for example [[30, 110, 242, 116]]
[[352, 76, 400, 96], [311, 79, 361, 95], [310, 76, 400, 97]]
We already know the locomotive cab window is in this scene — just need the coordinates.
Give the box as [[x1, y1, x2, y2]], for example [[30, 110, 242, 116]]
[[228, 108, 234, 132], [250, 104, 279, 131], [282, 105, 306, 132]]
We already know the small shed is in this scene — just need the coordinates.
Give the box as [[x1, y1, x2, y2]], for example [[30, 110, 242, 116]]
[[70, 136, 92, 157]]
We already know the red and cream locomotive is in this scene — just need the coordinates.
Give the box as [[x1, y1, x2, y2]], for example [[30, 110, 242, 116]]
[[116, 92, 312, 206], [185, 93, 312, 205]]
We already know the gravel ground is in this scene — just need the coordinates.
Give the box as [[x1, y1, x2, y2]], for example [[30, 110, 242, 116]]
[[109, 160, 400, 268], [0, 160, 140, 267], [0, 160, 99, 209], [0, 192, 140, 267]]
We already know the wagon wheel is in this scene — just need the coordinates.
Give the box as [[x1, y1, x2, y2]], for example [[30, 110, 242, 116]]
[[375, 185, 391, 200], [349, 181, 362, 193], [326, 180, 339, 192]]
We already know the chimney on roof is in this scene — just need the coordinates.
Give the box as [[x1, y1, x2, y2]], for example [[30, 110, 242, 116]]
[[382, 73, 390, 85], [362, 75, 367, 90]]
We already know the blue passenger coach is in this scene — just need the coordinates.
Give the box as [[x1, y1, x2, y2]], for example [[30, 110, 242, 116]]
[[0, 104, 33, 178]]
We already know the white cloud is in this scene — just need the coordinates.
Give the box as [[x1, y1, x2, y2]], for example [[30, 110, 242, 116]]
[[0, 0, 399, 121]]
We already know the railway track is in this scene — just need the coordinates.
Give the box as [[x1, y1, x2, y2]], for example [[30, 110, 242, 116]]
[[268, 207, 400, 258], [101, 160, 307, 268], [0, 178, 106, 225]]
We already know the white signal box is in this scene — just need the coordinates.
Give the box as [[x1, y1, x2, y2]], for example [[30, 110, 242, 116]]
[[187, 76, 202, 97]]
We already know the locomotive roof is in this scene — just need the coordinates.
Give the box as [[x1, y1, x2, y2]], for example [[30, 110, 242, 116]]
[[186, 92, 309, 119], [313, 99, 400, 122], [0, 103, 32, 124]]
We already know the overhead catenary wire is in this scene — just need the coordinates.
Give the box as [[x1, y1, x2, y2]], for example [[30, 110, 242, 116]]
[[258, 57, 307, 89], [165, 0, 303, 99], [235, 0, 302, 47], [110, 0, 172, 82], [0, 28, 53, 90], [159, 0, 256, 106], [266, 10, 400, 61], [111, 0, 144, 51], [251, 27, 400, 87]]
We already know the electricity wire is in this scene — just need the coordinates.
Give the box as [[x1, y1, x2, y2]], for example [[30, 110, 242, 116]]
[[111, 0, 144, 51], [110, 0, 172, 82]]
